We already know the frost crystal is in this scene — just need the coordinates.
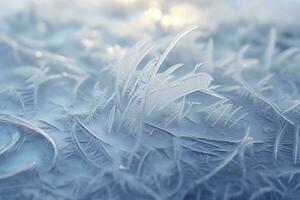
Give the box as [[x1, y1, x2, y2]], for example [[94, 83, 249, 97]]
[[0, 1, 300, 200]]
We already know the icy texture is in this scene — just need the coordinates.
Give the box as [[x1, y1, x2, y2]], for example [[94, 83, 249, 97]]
[[0, 1, 300, 200]]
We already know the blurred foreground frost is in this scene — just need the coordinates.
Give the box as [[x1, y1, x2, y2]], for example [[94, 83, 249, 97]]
[[0, 0, 300, 200]]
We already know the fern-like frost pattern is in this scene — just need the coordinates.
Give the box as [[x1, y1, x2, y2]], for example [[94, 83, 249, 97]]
[[0, 1, 300, 199]]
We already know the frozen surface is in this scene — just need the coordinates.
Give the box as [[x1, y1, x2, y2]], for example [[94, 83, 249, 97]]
[[0, 0, 300, 199]]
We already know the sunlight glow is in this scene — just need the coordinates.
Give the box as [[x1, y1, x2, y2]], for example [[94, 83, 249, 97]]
[[161, 4, 208, 28], [115, 0, 138, 4], [144, 7, 162, 22], [143, 2, 208, 30]]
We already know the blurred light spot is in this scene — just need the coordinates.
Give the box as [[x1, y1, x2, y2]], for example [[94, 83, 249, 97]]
[[144, 7, 162, 22], [35, 51, 43, 58], [160, 3, 208, 29], [80, 0, 138, 6], [81, 38, 94, 49], [115, 0, 137, 5], [119, 164, 128, 170], [106, 45, 125, 60]]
